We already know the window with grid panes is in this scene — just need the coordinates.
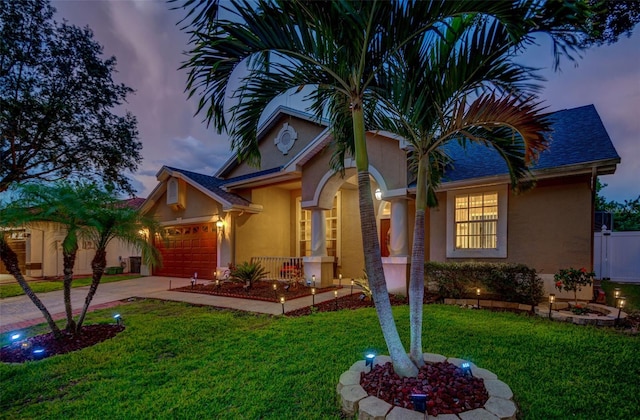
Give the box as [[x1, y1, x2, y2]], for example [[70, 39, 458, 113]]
[[454, 192, 498, 249], [297, 194, 340, 259]]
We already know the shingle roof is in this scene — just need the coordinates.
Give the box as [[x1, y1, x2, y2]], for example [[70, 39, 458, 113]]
[[441, 104, 620, 183], [165, 166, 252, 207]]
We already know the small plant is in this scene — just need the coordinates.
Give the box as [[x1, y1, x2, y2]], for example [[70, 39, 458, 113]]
[[230, 261, 268, 290], [353, 270, 372, 301], [554, 267, 595, 304]]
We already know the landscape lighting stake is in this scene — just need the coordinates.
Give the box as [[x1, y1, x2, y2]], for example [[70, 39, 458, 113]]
[[280, 296, 285, 315], [273, 282, 278, 299], [311, 287, 316, 308], [190, 276, 196, 289], [113, 314, 122, 326], [312, 274, 316, 287], [10, 333, 21, 342], [476, 288, 481, 309], [461, 361, 472, 376], [616, 296, 626, 325], [351, 279, 354, 295], [216, 279, 221, 290], [32, 348, 45, 359], [614, 288, 620, 300], [410, 394, 427, 413], [365, 353, 376, 371], [334, 289, 338, 310], [339, 273, 342, 286], [549, 294, 555, 319]]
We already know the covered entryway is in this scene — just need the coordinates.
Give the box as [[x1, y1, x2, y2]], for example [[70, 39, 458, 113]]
[[153, 223, 217, 279]]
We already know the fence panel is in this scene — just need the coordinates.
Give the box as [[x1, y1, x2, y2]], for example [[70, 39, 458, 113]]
[[594, 230, 640, 283], [250, 256, 304, 282]]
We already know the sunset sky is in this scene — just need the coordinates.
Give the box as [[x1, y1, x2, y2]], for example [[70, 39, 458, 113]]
[[52, 0, 640, 203]]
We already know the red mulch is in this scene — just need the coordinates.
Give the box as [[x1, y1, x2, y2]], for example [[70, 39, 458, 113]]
[[361, 361, 489, 416], [173, 280, 341, 302], [1, 324, 124, 363]]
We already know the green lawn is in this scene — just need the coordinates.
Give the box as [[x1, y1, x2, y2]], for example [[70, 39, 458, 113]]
[[600, 280, 640, 311], [1, 301, 638, 419], [0, 275, 143, 299]]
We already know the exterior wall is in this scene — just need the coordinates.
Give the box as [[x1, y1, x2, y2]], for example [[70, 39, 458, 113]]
[[147, 183, 223, 223], [234, 186, 292, 263], [339, 188, 364, 279], [224, 116, 325, 178], [429, 176, 594, 300]]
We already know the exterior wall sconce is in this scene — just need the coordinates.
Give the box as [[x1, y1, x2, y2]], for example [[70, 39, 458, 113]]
[[216, 216, 224, 232], [374, 188, 382, 201], [548, 294, 555, 319]]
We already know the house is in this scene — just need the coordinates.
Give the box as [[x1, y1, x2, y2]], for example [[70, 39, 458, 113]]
[[2, 198, 146, 278], [139, 104, 619, 300]]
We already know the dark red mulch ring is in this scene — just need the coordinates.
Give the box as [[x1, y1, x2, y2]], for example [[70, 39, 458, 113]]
[[174, 280, 341, 302], [1, 324, 124, 363], [361, 361, 489, 417]]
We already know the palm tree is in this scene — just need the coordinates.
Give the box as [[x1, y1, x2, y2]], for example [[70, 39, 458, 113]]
[[177, 0, 591, 376], [374, 17, 554, 365]]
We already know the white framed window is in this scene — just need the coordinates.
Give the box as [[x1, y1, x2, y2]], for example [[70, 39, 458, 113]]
[[297, 193, 341, 262], [446, 185, 507, 258]]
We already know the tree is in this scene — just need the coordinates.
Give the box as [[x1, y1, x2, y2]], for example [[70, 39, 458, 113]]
[[596, 179, 640, 231], [0, 183, 161, 336], [0, 0, 142, 194], [177, 0, 592, 377], [375, 17, 553, 364], [582, 0, 640, 46]]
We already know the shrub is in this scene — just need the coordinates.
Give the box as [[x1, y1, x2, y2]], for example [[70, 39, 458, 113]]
[[554, 267, 594, 303], [230, 261, 268, 289], [353, 270, 372, 300], [425, 261, 544, 306]]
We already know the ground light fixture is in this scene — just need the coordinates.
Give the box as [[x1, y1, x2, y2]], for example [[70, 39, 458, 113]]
[[216, 279, 221, 290], [338, 273, 342, 286], [350, 279, 354, 295], [616, 296, 626, 325], [334, 289, 339, 310], [280, 296, 285, 315], [312, 274, 316, 287], [461, 361, 473, 376], [410, 394, 428, 413], [311, 287, 316, 308], [190, 277, 196, 289], [272, 282, 278, 299], [32, 348, 45, 359], [113, 313, 122, 326], [365, 353, 376, 371], [10, 333, 21, 342], [614, 287, 621, 300], [476, 287, 481, 309], [549, 294, 555, 319]]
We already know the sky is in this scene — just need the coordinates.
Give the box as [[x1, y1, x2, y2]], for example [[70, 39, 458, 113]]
[[51, 0, 640, 203]]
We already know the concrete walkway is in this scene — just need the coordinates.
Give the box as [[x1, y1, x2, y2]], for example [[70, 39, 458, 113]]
[[0, 276, 357, 333]]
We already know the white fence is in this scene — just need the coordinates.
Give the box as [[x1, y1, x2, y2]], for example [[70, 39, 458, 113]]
[[594, 229, 640, 283], [250, 256, 304, 282]]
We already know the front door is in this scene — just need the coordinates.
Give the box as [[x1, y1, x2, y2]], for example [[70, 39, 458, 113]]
[[380, 218, 390, 257]]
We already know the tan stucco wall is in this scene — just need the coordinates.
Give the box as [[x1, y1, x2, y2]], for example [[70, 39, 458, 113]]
[[429, 176, 593, 274], [339, 188, 365, 279], [146, 183, 223, 224], [224, 116, 325, 178], [366, 133, 407, 191], [234, 186, 292, 263]]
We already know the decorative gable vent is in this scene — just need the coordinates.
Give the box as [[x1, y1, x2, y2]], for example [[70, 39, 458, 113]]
[[166, 177, 187, 210], [275, 123, 297, 155]]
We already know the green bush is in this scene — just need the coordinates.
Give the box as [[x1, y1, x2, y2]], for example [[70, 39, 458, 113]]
[[230, 261, 268, 289], [104, 266, 123, 275], [425, 261, 544, 305]]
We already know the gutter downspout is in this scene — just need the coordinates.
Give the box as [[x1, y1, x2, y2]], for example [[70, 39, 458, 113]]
[[590, 167, 597, 274]]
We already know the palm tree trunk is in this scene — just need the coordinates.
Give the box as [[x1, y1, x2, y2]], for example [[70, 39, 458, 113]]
[[409, 157, 427, 367], [75, 247, 106, 332], [62, 245, 78, 332], [0, 238, 62, 337], [353, 106, 418, 378]]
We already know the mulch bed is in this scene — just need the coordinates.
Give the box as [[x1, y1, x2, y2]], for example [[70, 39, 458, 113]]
[[361, 361, 489, 416], [1, 324, 124, 363], [173, 280, 341, 302]]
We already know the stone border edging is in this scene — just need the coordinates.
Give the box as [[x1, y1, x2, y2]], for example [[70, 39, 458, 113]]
[[337, 353, 517, 420]]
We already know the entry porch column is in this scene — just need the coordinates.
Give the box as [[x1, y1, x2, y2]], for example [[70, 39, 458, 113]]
[[303, 208, 334, 288], [382, 198, 410, 295]]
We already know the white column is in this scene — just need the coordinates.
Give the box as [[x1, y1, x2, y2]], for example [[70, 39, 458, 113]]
[[311, 208, 327, 256], [389, 199, 409, 256]]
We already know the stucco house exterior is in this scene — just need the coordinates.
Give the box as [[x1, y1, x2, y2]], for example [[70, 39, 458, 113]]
[[138, 104, 619, 300]]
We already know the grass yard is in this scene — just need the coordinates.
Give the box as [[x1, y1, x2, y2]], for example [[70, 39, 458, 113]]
[[1, 301, 638, 419], [0, 275, 143, 299], [600, 280, 640, 311]]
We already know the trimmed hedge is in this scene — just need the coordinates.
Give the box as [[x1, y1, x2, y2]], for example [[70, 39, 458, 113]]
[[425, 261, 545, 306]]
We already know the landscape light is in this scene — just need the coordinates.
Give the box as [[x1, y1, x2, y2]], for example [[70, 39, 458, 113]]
[[365, 353, 376, 371], [476, 288, 481, 309], [312, 274, 316, 287], [10, 333, 21, 341], [617, 296, 626, 325], [311, 287, 316, 308], [190, 277, 196, 289], [280, 296, 285, 315], [32, 348, 45, 359], [113, 313, 122, 326], [350, 279, 354, 295], [216, 279, 221, 290], [614, 288, 621, 299], [410, 394, 427, 413], [339, 273, 342, 286], [334, 289, 339, 310], [549, 294, 555, 319], [273, 282, 278, 299], [461, 361, 473, 376]]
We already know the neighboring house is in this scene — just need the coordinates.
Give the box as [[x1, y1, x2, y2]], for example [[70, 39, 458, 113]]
[[2, 198, 146, 278], [139, 104, 619, 300]]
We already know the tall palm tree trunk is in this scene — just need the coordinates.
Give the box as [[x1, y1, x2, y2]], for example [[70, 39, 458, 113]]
[[409, 157, 427, 366], [353, 106, 418, 377], [75, 248, 106, 332], [0, 239, 62, 337], [62, 246, 78, 332]]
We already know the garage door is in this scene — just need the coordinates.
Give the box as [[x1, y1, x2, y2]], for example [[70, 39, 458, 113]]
[[0, 237, 26, 275], [153, 223, 217, 279]]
